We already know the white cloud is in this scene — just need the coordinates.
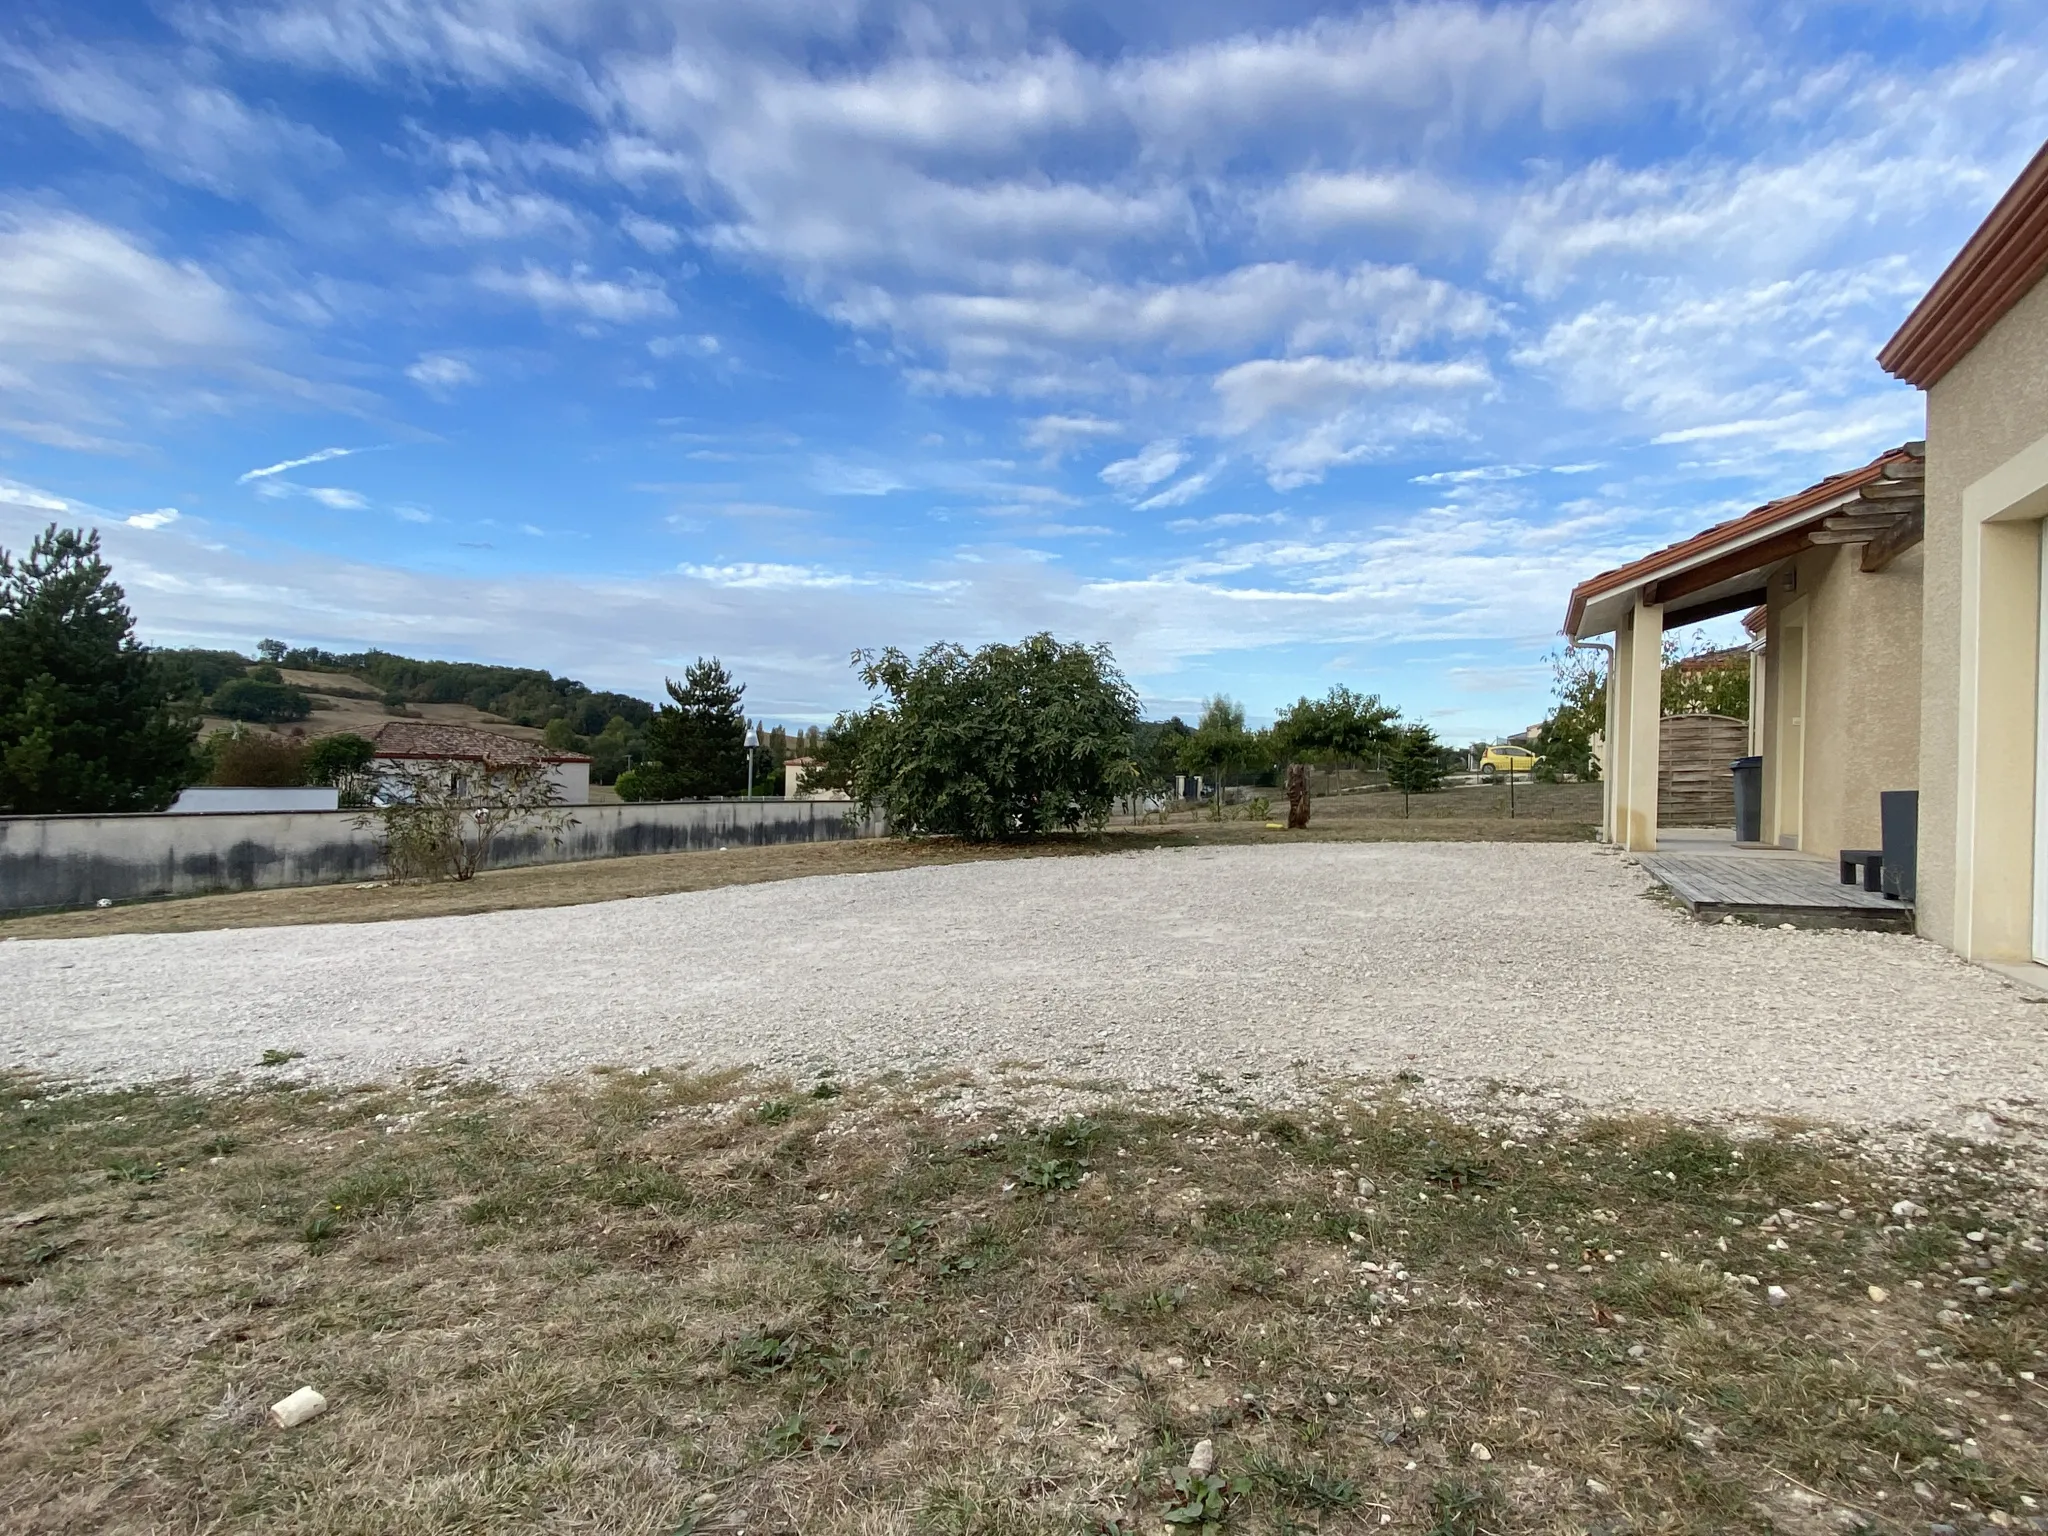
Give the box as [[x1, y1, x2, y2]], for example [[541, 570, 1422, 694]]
[[240, 446, 358, 482], [1135, 469, 1217, 512], [0, 480, 70, 513], [306, 486, 368, 509], [409, 178, 583, 242], [677, 561, 861, 590], [647, 333, 720, 359], [1101, 440, 1186, 495], [125, 507, 180, 529], [621, 211, 683, 251], [1024, 413, 1122, 453], [476, 262, 676, 322], [1511, 263, 1926, 449], [1214, 356, 1493, 433], [1412, 465, 1540, 485], [0, 208, 257, 370], [406, 352, 478, 392], [0, 42, 339, 197], [1258, 169, 1485, 240], [1167, 511, 1288, 532]]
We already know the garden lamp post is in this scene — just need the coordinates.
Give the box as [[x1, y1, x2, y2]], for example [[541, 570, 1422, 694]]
[[744, 725, 759, 797]]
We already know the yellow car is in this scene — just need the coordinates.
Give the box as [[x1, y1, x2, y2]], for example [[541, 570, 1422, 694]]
[[1478, 744, 1538, 780]]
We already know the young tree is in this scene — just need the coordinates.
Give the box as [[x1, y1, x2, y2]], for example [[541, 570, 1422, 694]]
[[1181, 695, 1255, 820], [365, 757, 573, 881], [1662, 637, 1750, 718], [1130, 716, 1193, 818], [209, 676, 313, 722], [638, 657, 747, 799], [303, 732, 376, 806], [1384, 722, 1446, 817], [826, 633, 1138, 839], [1539, 647, 1606, 783], [203, 729, 307, 787], [1272, 685, 1400, 768], [0, 525, 195, 813]]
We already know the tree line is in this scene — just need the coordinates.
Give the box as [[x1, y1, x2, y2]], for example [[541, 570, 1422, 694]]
[[0, 522, 1452, 825]]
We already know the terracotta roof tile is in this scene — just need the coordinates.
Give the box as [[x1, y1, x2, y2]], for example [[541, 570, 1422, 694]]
[[1561, 443, 1922, 637], [370, 721, 588, 764]]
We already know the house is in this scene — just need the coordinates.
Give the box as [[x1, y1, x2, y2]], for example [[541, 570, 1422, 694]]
[[370, 721, 592, 806], [1878, 138, 2048, 963], [782, 755, 850, 801], [1561, 135, 2048, 968], [1562, 442, 1926, 858]]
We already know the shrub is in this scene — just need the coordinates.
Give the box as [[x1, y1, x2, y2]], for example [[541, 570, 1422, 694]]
[[303, 733, 374, 785], [304, 732, 376, 806], [613, 767, 651, 802], [210, 677, 312, 723], [826, 633, 1139, 839], [206, 731, 308, 787]]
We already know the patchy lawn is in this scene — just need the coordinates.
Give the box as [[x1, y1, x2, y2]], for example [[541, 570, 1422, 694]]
[[0, 787, 1596, 941], [8, 1068, 2034, 1534]]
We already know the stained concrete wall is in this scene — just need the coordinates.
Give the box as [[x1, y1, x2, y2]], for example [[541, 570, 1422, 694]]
[[1919, 275, 2048, 952], [0, 798, 874, 914]]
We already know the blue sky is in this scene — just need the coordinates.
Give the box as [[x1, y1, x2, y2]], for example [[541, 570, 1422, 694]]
[[2, 0, 2044, 736]]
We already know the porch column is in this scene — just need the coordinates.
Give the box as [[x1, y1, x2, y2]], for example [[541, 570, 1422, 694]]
[[1624, 596, 1663, 851], [1605, 623, 1632, 844]]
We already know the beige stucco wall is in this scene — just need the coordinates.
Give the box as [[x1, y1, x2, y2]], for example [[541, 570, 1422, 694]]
[[1758, 540, 1924, 856], [1917, 275, 2048, 950]]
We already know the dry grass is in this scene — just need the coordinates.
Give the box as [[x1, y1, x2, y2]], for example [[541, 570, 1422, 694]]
[[0, 784, 1597, 941], [4, 1068, 2043, 1534]]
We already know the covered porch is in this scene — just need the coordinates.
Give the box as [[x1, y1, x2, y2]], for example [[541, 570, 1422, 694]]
[[1563, 445, 1927, 856]]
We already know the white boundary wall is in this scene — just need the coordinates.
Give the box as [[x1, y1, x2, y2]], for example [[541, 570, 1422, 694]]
[[0, 798, 875, 914]]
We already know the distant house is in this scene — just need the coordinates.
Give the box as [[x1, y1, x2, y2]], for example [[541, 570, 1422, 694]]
[[783, 755, 850, 801], [370, 722, 591, 806]]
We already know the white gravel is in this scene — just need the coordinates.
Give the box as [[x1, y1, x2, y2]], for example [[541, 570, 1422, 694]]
[[3, 842, 2044, 1130]]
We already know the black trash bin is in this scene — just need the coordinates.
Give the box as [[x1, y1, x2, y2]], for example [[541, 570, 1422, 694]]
[[1880, 789, 1918, 903], [1731, 756, 1764, 844]]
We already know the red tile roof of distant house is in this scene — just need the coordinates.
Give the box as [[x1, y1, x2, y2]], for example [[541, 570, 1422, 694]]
[[370, 721, 589, 764]]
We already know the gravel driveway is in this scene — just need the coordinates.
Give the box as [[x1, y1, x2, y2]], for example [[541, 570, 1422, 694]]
[[3, 843, 2043, 1129]]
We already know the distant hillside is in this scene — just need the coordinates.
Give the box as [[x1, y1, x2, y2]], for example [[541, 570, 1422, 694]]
[[150, 644, 654, 784]]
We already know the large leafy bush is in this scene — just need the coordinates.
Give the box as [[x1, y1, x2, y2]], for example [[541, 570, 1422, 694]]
[[822, 634, 1138, 839]]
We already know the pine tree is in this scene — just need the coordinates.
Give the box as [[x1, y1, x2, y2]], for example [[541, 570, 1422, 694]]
[[639, 657, 747, 798], [1383, 722, 1445, 818], [0, 525, 196, 812]]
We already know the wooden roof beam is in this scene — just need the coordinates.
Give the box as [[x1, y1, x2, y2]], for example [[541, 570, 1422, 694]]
[[1861, 506, 1926, 574], [1662, 586, 1770, 631], [1643, 524, 1815, 607]]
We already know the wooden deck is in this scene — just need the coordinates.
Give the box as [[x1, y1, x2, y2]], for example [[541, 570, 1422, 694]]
[[1638, 849, 1914, 931]]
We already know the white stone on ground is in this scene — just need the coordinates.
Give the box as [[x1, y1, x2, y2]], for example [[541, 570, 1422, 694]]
[[1, 842, 2042, 1130]]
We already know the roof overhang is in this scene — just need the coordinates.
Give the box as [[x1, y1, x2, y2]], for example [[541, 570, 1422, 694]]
[[1563, 445, 1925, 640], [1880, 138, 2048, 389]]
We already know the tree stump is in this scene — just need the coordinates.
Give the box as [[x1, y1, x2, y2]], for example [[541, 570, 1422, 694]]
[[1286, 762, 1311, 829]]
